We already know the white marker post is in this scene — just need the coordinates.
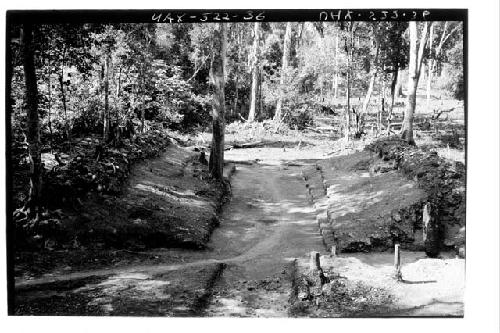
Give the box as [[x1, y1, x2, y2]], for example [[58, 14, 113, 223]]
[[394, 244, 402, 281], [331, 245, 337, 257]]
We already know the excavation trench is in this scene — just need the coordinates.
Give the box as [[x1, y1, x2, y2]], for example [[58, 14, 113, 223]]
[[15, 159, 325, 316], [14, 147, 464, 317]]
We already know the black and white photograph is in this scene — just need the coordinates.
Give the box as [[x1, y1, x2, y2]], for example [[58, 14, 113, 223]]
[[1, 3, 499, 330]]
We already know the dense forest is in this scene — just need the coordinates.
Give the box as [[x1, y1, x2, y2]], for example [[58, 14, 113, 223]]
[[9, 20, 463, 219]]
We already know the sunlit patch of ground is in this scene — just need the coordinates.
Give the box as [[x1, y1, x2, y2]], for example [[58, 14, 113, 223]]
[[293, 251, 463, 317], [321, 252, 464, 316], [16, 263, 225, 316]]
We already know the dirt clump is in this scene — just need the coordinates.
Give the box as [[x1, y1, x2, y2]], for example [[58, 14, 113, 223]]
[[289, 258, 394, 317]]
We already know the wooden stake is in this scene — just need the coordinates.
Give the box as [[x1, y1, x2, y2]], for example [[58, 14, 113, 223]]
[[310, 251, 321, 271], [423, 203, 431, 242], [423, 202, 440, 257], [331, 245, 337, 257], [394, 244, 400, 267], [394, 244, 402, 281]]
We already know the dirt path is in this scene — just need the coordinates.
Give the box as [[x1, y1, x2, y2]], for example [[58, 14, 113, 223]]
[[205, 163, 324, 316]]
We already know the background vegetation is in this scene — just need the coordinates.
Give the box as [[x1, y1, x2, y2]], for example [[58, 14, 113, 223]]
[[9, 20, 464, 231]]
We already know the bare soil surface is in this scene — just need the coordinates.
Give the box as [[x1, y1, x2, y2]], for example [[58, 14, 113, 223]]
[[310, 150, 428, 252], [205, 162, 325, 317], [13, 137, 465, 317], [292, 252, 464, 317], [14, 264, 225, 316], [14, 143, 227, 279]]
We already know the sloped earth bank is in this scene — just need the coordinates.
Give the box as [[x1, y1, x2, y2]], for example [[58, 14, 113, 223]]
[[366, 137, 466, 255], [303, 138, 466, 256], [15, 143, 229, 279], [303, 150, 428, 253], [14, 143, 464, 317]]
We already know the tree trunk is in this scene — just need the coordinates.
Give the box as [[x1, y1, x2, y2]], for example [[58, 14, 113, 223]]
[[140, 66, 145, 133], [344, 23, 355, 141], [259, 69, 263, 116], [58, 72, 67, 123], [401, 22, 431, 145], [248, 65, 258, 122], [275, 22, 293, 123], [426, 23, 434, 111], [103, 49, 111, 141], [345, 64, 351, 141], [116, 66, 122, 97], [426, 61, 434, 112], [395, 68, 404, 97], [115, 66, 122, 125], [208, 23, 227, 180], [386, 63, 399, 134], [297, 22, 305, 47], [361, 74, 376, 113], [47, 70, 53, 151], [333, 34, 339, 101], [233, 28, 242, 117], [377, 77, 385, 134], [22, 23, 42, 219], [401, 25, 419, 144], [248, 22, 260, 122], [320, 82, 323, 103], [233, 75, 239, 117], [361, 36, 380, 116], [58, 70, 71, 150], [379, 97, 384, 134], [58, 46, 71, 148], [140, 96, 145, 132], [116, 65, 125, 126]]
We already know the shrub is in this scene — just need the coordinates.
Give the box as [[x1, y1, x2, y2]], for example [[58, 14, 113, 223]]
[[283, 104, 314, 130]]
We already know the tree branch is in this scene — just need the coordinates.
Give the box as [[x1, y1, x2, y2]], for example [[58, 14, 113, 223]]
[[187, 55, 209, 82], [440, 23, 462, 50], [437, 22, 449, 49]]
